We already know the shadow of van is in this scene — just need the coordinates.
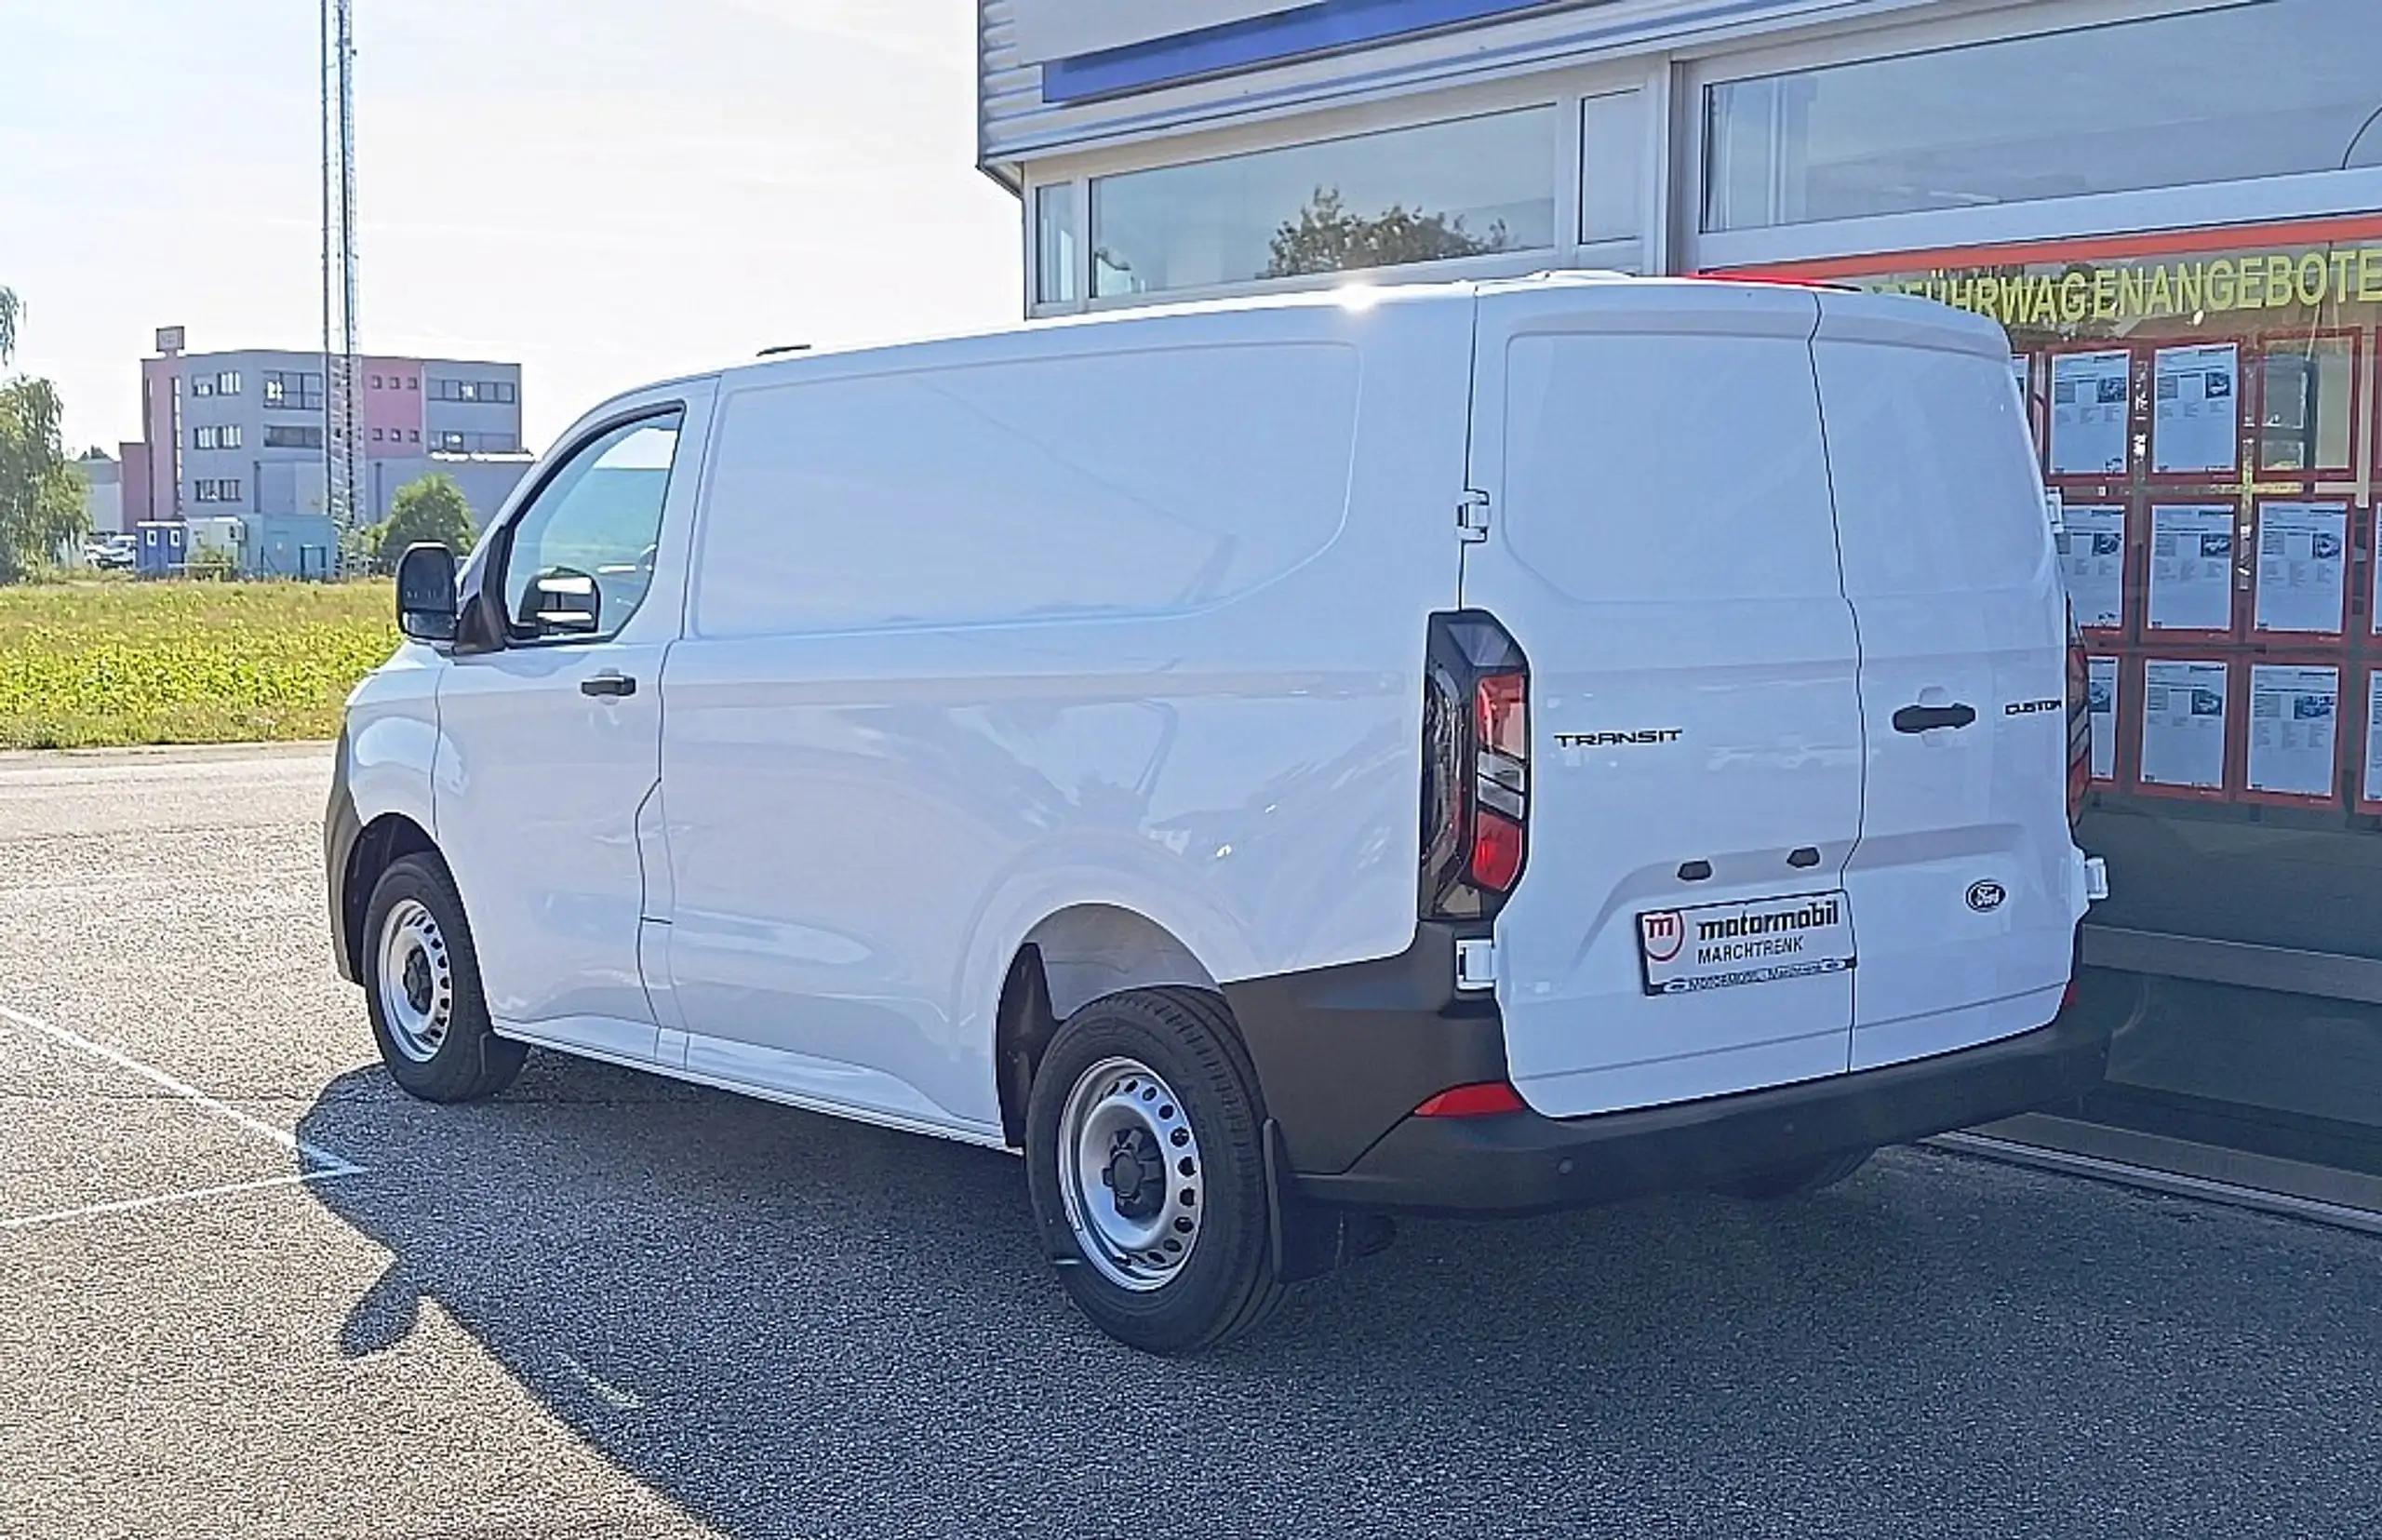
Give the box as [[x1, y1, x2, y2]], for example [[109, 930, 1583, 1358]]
[[291, 1049, 2324, 1536]]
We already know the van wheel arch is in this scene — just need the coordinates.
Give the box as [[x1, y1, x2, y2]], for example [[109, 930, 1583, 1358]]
[[343, 813, 441, 981], [994, 904, 1225, 1149]]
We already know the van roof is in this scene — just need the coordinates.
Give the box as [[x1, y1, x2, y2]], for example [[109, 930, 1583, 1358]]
[[593, 269, 2006, 422]]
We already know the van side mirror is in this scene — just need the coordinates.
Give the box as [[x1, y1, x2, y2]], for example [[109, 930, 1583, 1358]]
[[395, 542, 460, 643], [523, 568, 601, 637]]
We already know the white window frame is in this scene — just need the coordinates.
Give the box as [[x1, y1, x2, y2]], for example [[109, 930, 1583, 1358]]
[[1020, 58, 1668, 315], [1679, 0, 2382, 275]]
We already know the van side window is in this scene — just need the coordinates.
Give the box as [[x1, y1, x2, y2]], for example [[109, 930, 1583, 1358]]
[[1501, 334, 1841, 603], [501, 410, 684, 643]]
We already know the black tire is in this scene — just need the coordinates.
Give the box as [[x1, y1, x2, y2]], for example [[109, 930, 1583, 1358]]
[[361, 853, 526, 1104], [1717, 1145, 1873, 1200], [1024, 987, 1284, 1355]]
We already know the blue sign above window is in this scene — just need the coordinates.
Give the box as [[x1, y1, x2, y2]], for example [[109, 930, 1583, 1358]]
[[1040, 0, 1574, 103]]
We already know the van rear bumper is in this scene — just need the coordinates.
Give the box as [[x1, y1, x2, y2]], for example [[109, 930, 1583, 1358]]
[[1298, 1005, 2108, 1216]]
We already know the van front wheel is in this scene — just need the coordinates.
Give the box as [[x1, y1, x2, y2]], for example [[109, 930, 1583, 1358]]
[[362, 854, 526, 1104], [1025, 988, 1282, 1354]]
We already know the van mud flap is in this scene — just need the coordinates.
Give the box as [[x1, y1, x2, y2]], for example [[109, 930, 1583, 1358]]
[[1265, 1119, 1396, 1282]]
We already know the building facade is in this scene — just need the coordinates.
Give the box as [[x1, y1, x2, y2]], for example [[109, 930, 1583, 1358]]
[[74, 449, 122, 538], [982, 0, 2382, 1224], [118, 331, 531, 537]]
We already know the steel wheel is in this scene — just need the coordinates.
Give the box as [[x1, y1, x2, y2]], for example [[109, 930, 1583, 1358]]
[[375, 897, 453, 1064], [1056, 1055, 1205, 1292]]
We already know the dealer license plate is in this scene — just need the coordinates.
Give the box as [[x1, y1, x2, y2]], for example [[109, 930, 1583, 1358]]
[[1637, 890, 1856, 997]]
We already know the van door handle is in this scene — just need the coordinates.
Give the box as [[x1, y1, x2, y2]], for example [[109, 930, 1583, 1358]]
[[580, 671, 636, 699], [1892, 703, 1975, 733]]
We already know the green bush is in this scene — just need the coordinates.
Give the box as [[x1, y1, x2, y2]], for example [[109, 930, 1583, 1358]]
[[368, 474, 475, 573], [185, 547, 239, 582]]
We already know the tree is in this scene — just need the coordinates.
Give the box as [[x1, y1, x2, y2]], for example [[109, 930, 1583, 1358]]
[[368, 473, 476, 573], [1265, 187, 1510, 279], [0, 287, 89, 583]]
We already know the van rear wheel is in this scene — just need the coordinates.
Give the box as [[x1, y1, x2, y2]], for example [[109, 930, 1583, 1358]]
[[1025, 987, 1282, 1355], [1717, 1146, 1873, 1200], [362, 854, 525, 1104]]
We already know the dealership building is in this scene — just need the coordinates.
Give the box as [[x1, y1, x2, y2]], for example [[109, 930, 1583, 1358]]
[[980, 0, 2382, 1223]]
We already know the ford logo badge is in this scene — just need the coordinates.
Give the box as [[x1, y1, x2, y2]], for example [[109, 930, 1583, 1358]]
[[1966, 879, 2007, 914]]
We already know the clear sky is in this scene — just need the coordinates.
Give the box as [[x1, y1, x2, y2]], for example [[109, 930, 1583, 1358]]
[[0, 0, 1021, 456]]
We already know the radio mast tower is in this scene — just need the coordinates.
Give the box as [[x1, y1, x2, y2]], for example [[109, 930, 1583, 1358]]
[[321, 0, 359, 542]]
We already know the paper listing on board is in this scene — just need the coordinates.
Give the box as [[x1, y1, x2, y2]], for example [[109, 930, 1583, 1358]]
[[2147, 504, 2236, 633], [2087, 657, 2119, 781], [2059, 504, 2127, 629], [2247, 664, 2338, 798], [2151, 341, 2240, 475], [2365, 674, 2382, 804], [2141, 659, 2228, 789], [2255, 502, 2347, 634], [2050, 350, 2132, 477]]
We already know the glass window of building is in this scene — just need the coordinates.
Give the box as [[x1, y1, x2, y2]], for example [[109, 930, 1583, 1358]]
[[1036, 182, 1079, 305], [1705, 0, 2382, 234], [1091, 106, 1558, 300], [1578, 90, 1643, 249]]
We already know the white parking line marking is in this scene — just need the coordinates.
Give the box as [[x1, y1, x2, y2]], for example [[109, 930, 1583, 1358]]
[[558, 1352, 646, 1412], [1, 1172, 355, 1232], [1, 1001, 367, 1182]]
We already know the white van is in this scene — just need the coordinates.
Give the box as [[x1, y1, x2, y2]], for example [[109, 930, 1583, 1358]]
[[328, 275, 2108, 1353]]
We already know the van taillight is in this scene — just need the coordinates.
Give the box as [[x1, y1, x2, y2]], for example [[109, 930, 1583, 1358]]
[[2064, 601, 2091, 828], [1422, 612, 1530, 918]]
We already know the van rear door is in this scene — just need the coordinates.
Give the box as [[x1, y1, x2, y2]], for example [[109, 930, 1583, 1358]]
[[1463, 278, 1866, 1119], [1811, 293, 2083, 1070]]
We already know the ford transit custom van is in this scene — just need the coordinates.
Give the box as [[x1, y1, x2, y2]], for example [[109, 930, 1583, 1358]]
[[328, 275, 2109, 1353]]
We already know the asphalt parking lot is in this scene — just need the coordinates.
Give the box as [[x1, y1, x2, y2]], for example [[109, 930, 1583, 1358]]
[[4, 744, 2379, 1539]]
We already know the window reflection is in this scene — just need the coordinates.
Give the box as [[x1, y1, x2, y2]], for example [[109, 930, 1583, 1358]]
[[1706, 0, 2382, 233], [1579, 90, 1643, 247], [1035, 183, 1078, 306], [2258, 335, 2357, 474], [1091, 107, 1557, 298]]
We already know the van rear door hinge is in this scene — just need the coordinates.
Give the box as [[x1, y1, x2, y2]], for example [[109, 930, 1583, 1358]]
[[1456, 489, 1491, 543]]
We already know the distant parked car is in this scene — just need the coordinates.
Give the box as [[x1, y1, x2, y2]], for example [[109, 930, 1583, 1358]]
[[90, 534, 137, 570]]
